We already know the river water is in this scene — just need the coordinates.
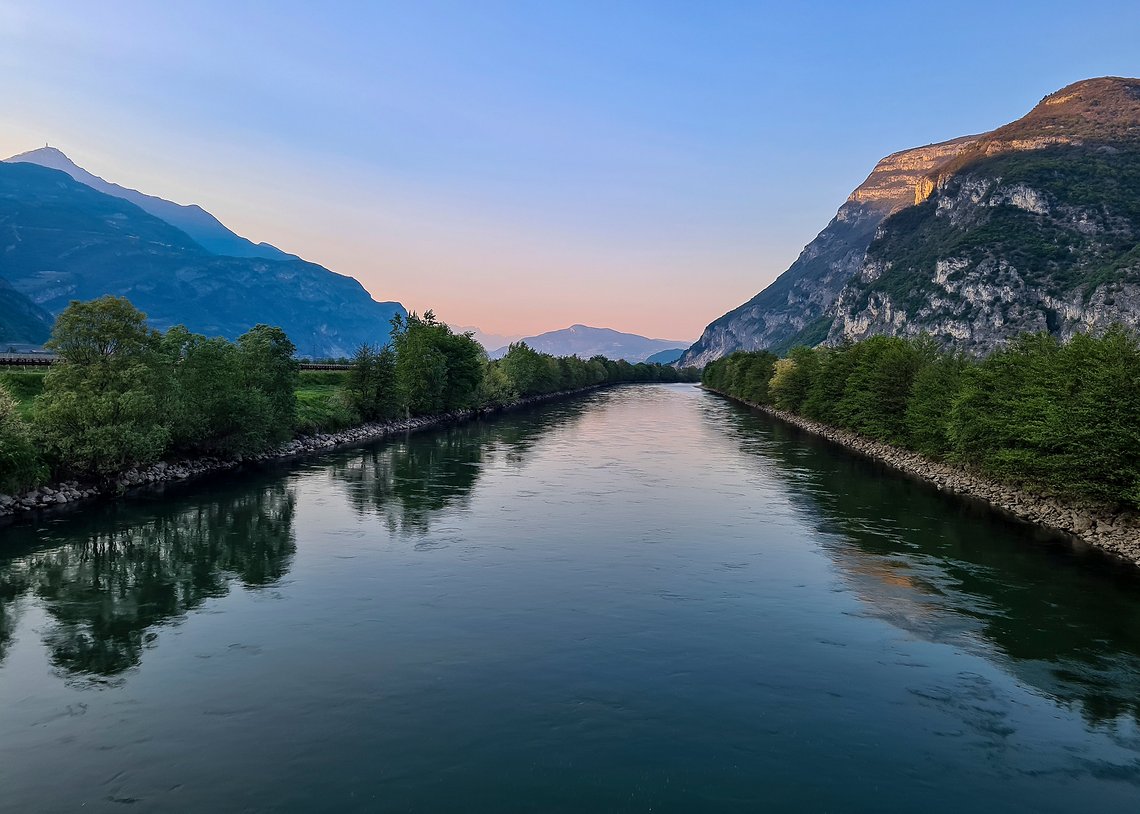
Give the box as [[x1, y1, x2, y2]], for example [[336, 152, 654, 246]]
[[1, 383, 1139, 812]]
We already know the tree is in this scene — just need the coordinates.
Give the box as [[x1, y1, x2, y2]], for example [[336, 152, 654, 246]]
[[237, 324, 299, 446], [35, 297, 170, 476], [769, 346, 819, 412], [906, 351, 971, 456], [163, 326, 275, 455], [390, 313, 448, 415], [346, 344, 399, 421]]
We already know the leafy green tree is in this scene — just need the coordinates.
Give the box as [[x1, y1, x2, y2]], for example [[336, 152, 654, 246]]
[[163, 326, 281, 455], [906, 352, 971, 456], [390, 313, 449, 415], [346, 344, 399, 421], [769, 346, 819, 411], [836, 336, 932, 442], [499, 342, 558, 396], [236, 324, 299, 446], [1043, 328, 1140, 504], [35, 296, 171, 476], [948, 333, 1065, 487]]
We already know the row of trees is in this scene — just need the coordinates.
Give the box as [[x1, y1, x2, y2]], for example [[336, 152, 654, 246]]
[[703, 330, 1140, 508], [1, 296, 301, 488], [1, 297, 699, 492]]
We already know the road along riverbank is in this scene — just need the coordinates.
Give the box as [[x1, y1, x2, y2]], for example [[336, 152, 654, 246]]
[[0, 385, 609, 519], [707, 387, 1140, 567]]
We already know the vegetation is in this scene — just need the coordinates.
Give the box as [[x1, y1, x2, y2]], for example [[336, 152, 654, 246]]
[[0, 295, 700, 495], [703, 329, 1140, 508], [850, 146, 1140, 317]]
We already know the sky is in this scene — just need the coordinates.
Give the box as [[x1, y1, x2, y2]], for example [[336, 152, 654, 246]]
[[3, 1, 1140, 340]]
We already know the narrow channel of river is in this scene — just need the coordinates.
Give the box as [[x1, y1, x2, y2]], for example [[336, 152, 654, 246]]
[[1, 383, 1139, 812]]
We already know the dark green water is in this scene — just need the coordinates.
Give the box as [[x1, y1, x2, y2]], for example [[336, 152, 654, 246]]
[[2, 383, 1140, 812]]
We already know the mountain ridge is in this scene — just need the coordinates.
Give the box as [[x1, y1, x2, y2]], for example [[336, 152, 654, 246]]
[[679, 76, 1140, 365], [0, 160, 405, 357], [5, 146, 294, 261]]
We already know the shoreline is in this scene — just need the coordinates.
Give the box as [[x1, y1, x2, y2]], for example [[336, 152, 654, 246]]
[[0, 384, 611, 520], [706, 387, 1140, 568]]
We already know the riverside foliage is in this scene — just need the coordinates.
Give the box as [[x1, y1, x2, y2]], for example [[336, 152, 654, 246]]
[[702, 330, 1140, 508], [0, 296, 699, 493]]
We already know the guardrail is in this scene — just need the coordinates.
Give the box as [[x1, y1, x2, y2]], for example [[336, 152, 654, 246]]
[[0, 356, 352, 371]]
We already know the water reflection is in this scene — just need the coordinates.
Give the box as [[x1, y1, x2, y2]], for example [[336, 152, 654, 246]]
[[329, 399, 592, 533], [711, 396, 1140, 724], [0, 484, 295, 680]]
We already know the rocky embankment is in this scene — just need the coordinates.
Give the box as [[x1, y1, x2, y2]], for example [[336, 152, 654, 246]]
[[0, 386, 604, 519], [709, 388, 1140, 567]]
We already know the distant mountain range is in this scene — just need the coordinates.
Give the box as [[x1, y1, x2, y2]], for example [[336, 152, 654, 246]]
[[680, 76, 1140, 365], [0, 149, 404, 357], [489, 324, 690, 362], [448, 325, 523, 353]]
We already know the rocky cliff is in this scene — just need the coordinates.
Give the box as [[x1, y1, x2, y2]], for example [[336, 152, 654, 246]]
[[829, 78, 1140, 350], [678, 137, 980, 367], [681, 76, 1140, 365]]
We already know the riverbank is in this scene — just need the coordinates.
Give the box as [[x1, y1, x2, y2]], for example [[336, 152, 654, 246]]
[[707, 387, 1140, 567], [0, 385, 609, 519]]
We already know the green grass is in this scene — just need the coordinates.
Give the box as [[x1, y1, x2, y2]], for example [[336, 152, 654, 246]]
[[0, 370, 45, 419], [295, 370, 356, 433]]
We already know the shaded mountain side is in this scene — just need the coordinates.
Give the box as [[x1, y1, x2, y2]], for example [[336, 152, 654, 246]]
[[0, 276, 54, 346], [5, 147, 293, 261], [489, 324, 690, 363], [681, 76, 1140, 365], [0, 162, 404, 358]]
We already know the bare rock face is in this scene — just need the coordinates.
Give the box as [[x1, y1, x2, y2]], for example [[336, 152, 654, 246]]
[[677, 137, 978, 367], [681, 76, 1140, 365]]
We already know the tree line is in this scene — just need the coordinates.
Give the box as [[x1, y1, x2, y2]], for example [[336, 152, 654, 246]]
[[702, 330, 1140, 508], [0, 296, 699, 493]]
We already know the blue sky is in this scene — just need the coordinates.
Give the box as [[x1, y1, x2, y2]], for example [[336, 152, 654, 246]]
[[3, 0, 1139, 338]]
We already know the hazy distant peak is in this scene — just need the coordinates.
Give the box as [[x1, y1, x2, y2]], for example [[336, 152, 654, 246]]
[[490, 324, 691, 362]]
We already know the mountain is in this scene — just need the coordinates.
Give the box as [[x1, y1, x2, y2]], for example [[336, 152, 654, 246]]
[[490, 325, 690, 362], [5, 147, 293, 260], [0, 161, 405, 358], [448, 325, 523, 353], [680, 76, 1140, 364], [645, 348, 686, 364], [0, 276, 54, 347]]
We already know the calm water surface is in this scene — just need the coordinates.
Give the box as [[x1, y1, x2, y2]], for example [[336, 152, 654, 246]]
[[2, 384, 1140, 812]]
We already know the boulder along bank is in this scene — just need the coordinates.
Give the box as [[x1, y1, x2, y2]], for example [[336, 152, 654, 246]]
[[0, 385, 609, 520], [707, 387, 1140, 568]]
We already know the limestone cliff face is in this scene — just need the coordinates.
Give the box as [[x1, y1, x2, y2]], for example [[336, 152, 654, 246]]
[[827, 154, 1140, 352], [677, 136, 978, 367], [681, 76, 1140, 365]]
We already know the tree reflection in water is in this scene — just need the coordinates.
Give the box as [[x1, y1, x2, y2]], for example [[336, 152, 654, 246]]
[[330, 400, 591, 534], [711, 396, 1140, 726], [0, 484, 295, 681]]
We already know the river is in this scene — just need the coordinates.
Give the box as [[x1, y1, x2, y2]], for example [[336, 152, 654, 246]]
[[1, 383, 1139, 812]]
